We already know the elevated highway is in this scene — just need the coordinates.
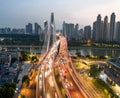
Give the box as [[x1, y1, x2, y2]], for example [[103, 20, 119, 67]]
[[36, 36, 103, 98]]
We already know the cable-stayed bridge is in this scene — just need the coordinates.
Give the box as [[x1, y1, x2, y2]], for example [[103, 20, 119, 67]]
[[35, 13, 103, 98]]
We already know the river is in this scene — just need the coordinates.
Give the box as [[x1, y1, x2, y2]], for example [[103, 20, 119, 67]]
[[69, 47, 120, 57]]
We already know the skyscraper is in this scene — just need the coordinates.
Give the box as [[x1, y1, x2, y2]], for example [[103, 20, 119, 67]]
[[62, 22, 74, 40], [79, 29, 84, 40], [92, 21, 97, 41], [34, 23, 40, 35], [74, 24, 79, 40], [96, 14, 103, 42], [26, 23, 32, 34], [109, 13, 116, 42], [63, 22, 69, 40], [116, 22, 120, 43], [84, 25, 91, 40], [69, 23, 74, 40], [63, 21, 67, 37], [103, 16, 109, 41]]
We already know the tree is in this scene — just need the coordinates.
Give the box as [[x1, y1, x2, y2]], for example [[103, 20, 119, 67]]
[[0, 87, 3, 98], [31, 55, 39, 64], [0, 82, 16, 98], [8, 87, 15, 98], [10, 82, 16, 89], [75, 50, 81, 57], [21, 51, 30, 61], [89, 65, 102, 78], [1, 87, 7, 98], [18, 94, 26, 98], [22, 75, 30, 87]]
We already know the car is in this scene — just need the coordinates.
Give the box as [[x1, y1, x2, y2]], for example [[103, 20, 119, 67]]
[[65, 79, 68, 83], [69, 88, 76, 92], [60, 58, 65, 62], [67, 83, 70, 87], [15, 88, 20, 93], [65, 85, 68, 88], [69, 82, 73, 86], [15, 90, 18, 93], [40, 74, 42, 79], [80, 72, 84, 74]]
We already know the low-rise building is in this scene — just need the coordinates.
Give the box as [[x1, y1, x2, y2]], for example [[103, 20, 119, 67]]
[[105, 58, 120, 86], [0, 50, 20, 85]]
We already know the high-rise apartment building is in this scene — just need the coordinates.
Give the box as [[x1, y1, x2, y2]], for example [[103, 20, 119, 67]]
[[79, 29, 84, 40], [69, 23, 74, 40], [84, 25, 91, 40], [109, 13, 116, 42], [26, 23, 32, 34], [74, 24, 79, 40], [92, 21, 97, 41], [62, 22, 74, 40], [34, 23, 40, 35], [103, 16, 109, 41], [95, 14, 103, 42], [63, 21, 67, 37], [116, 22, 120, 42]]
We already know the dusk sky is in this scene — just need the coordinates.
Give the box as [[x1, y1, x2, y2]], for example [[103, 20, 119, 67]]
[[0, 0, 120, 29]]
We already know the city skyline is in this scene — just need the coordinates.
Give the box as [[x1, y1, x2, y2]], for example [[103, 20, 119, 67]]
[[0, 0, 120, 29], [0, 5, 120, 98]]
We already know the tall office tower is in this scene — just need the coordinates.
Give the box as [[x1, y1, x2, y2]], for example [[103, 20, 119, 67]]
[[26, 23, 33, 34], [109, 13, 116, 42], [62, 22, 75, 40], [34, 23, 40, 35], [74, 24, 79, 40], [69, 23, 74, 40], [79, 29, 84, 40], [63, 21, 67, 37], [116, 22, 120, 43], [101, 21, 104, 41], [96, 14, 103, 42], [49, 12, 56, 48], [84, 25, 91, 40], [92, 21, 97, 41], [103, 16, 109, 41], [63, 22, 69, 40]]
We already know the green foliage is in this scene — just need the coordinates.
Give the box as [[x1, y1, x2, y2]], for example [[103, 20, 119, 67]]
[[21, 51, 30, 61], [10, 82, 16, 89], [8, 87, 15, 98], [75, 51, 81, 57], [89, 65, 102, 78], [22, 75, 30, 87], [31, 55, 39, 64], [93, 78, 118, 98], [18, 94, 26, 98], [0, 82, 16, 98]]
